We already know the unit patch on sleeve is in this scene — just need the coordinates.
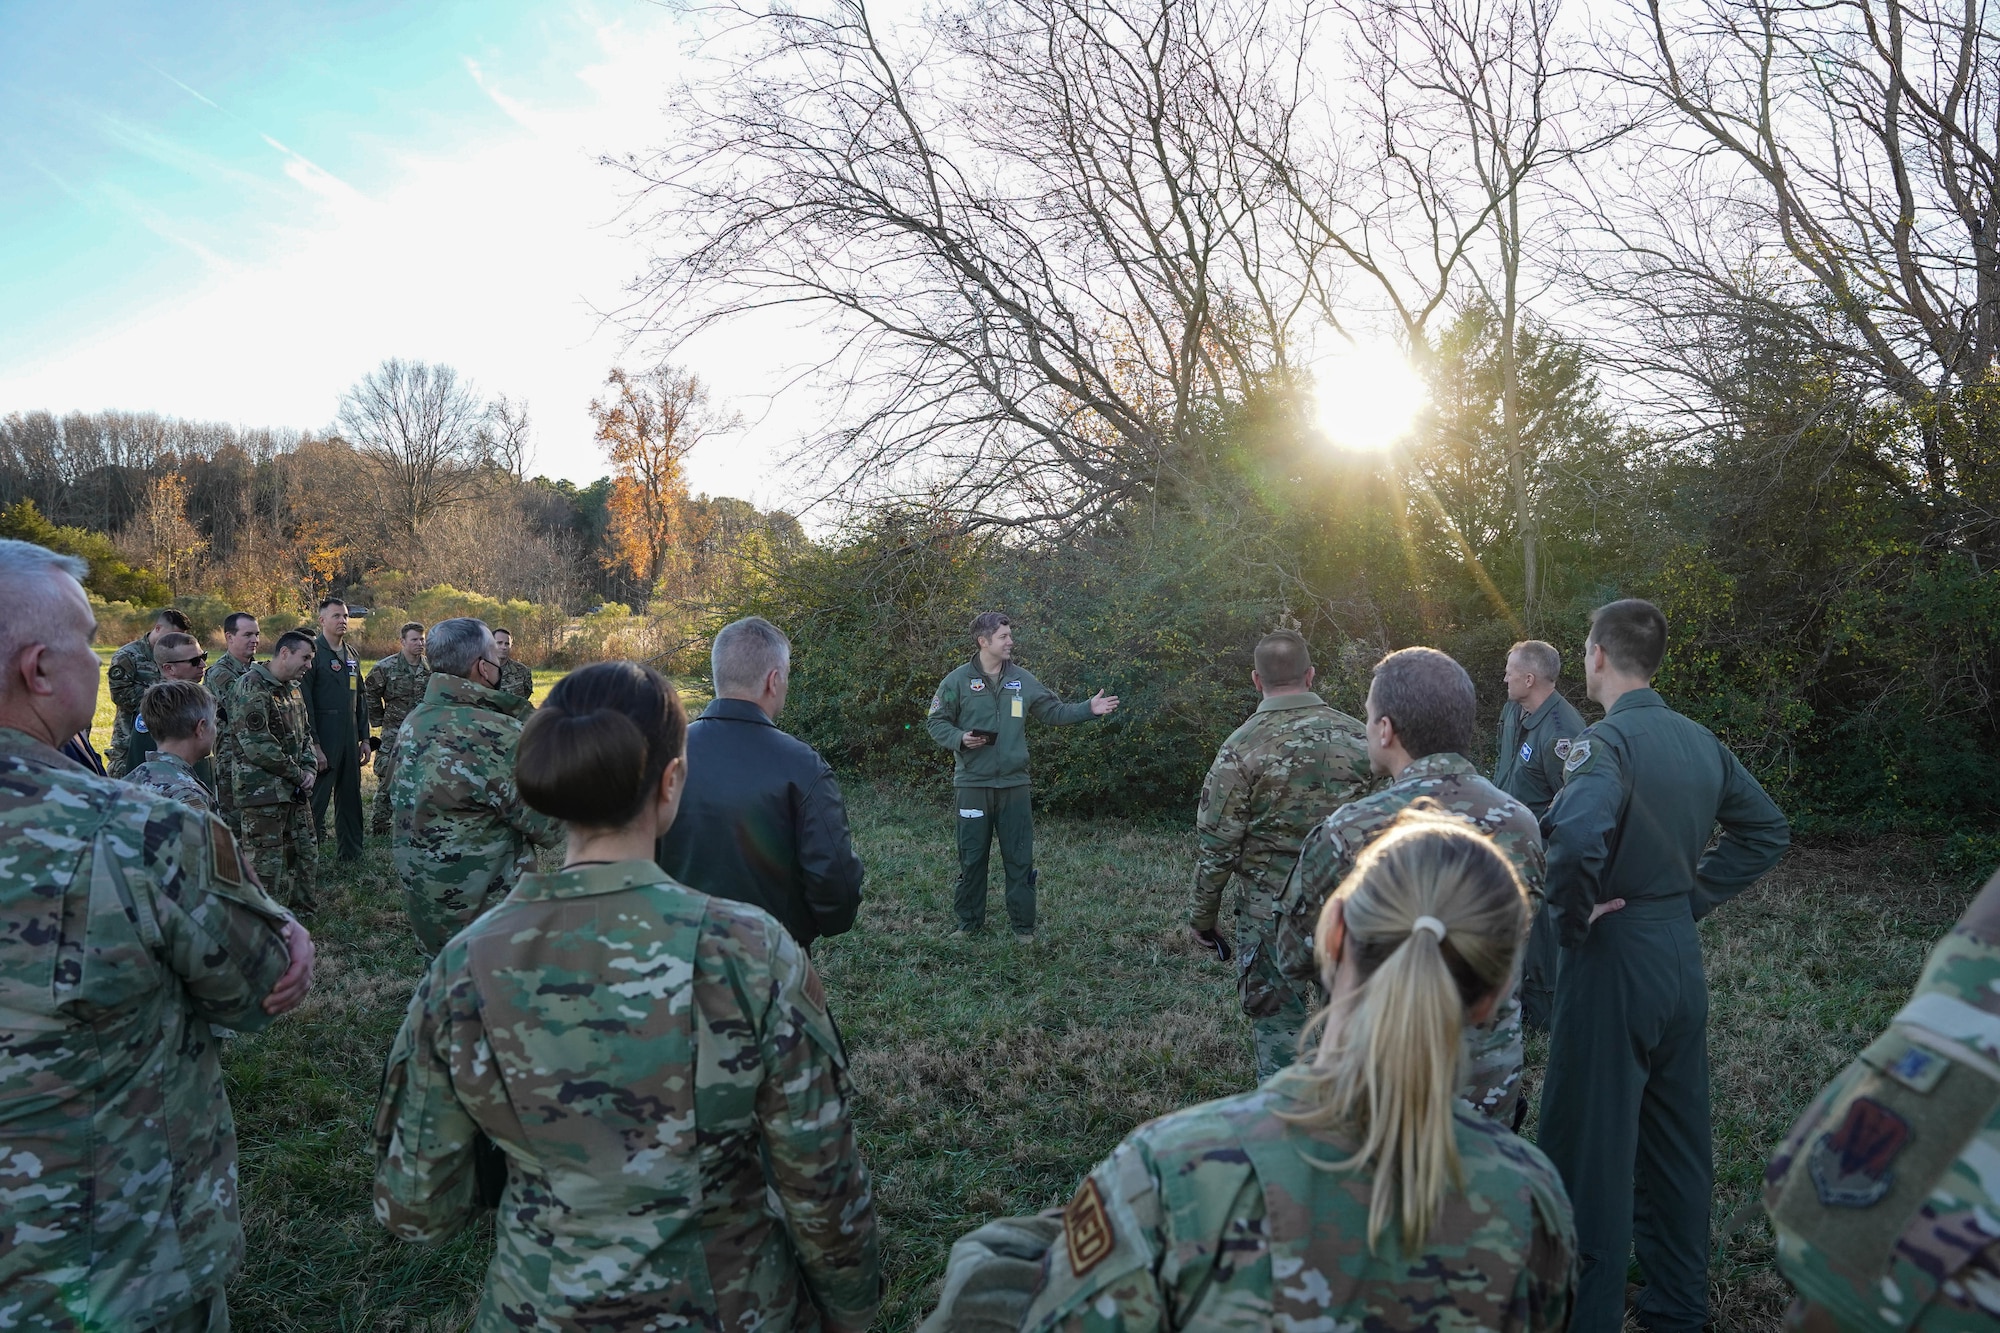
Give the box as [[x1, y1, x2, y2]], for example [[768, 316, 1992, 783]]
[[1808, 1096, 1910, 1208], [1063, 1176, 1115, 1276]]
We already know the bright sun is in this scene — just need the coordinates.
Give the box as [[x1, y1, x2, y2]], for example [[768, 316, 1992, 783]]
[[1311, 343, 1427, 452]]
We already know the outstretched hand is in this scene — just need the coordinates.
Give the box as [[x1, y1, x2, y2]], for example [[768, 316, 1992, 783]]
[[1089, 690, 1120, 716]]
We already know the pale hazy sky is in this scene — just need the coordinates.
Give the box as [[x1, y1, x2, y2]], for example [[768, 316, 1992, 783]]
[[0, 0, 819, 504]]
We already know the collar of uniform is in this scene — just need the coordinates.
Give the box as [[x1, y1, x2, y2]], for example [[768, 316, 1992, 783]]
[[1396, 751, 1476, 782], [512, 858, 684, 902], [1519, 690, 1565, 728], [1255, 690, 1327, 714], [0, 725, 78, 769], [968, 653, 1017, 680], [699, 697, 777, 727], [1606, 686, 1666, 717], [315, 632, 353, 659], [250, 661, 286, 688], [129, 635, 157, 663], [148, 751, 198, 775], [423, 671, 514, 710]]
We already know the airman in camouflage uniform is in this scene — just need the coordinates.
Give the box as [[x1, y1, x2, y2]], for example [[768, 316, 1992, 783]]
[[204, 620, 257, 834], [105, 614, 178, 777], [363, 630, 430, 838], [493, 627, 534, 703], [373, 859, 882, 1331], [1273, 753, 1544, 1123], [389, 670, 561, 953], [1763, 865, 2000, 1331], [1193, 638, 1372, 1078], [962, 1066, 1574, 1333], [0, 542, 310, 1332], [129, 751, 216, 814], [229, 651, 319, 914]]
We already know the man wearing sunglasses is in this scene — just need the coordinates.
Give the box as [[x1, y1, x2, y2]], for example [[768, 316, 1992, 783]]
[[120, 632, 216, 790]]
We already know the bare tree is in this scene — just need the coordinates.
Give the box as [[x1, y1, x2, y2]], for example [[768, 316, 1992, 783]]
[[336, 359, 494, 538], [486, 394, 534, 483], [1599, 0, 2000, 542], [617, 0, 1309, 530]]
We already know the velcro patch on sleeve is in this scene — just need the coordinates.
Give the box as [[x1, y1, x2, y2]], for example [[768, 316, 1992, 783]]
[[1063, 1177, 1114, 1276], [208, 817, 244, 887]]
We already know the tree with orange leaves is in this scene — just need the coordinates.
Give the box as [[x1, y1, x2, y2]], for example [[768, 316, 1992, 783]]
[[589, 366, 738, 597]]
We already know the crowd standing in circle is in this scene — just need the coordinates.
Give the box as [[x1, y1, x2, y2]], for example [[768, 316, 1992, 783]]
[[5, 536, 1995, 1330]]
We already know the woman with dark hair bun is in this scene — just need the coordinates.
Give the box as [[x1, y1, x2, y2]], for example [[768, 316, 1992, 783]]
[[372, 661, 882, 1332]]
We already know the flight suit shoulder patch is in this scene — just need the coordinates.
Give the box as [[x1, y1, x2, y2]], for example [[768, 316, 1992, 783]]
[[1553, 738, 1572, 761], [1062, 1176, 1114, 1276], [1562, 738, 1593, 774]]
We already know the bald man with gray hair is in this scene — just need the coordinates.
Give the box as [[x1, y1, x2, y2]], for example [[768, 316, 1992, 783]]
[[0, 539, 315, 1329], [656, 616, 865, 951]]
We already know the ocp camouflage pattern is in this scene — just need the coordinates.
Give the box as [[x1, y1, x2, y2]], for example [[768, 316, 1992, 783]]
[[128, 752, 216, 814], [224, 663, 318, 911], [0, 726, 293, 1329], [1765, 907, 2000, 1329], [388, 672, 560, 953], [203, 653, 253, 824], [1271, 752, 1544, 1122], [1192, 694, 1372, 1077], [365, 652, 430, 837], [373, 859, 881, 1331], [495, 658, 534, 704], [105, 636, 160, 779], [1021, 1068, 1576, 1333]]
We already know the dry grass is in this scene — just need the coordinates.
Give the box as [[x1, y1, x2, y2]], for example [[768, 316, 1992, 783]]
[[197, 775, 1975, 1330]]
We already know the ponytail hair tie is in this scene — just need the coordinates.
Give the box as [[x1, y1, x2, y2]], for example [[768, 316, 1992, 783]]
[[1411, 915, 1447, 940]]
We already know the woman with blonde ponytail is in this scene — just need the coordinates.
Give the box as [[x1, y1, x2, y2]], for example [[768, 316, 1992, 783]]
[[1002, 808, 1576, 1333]]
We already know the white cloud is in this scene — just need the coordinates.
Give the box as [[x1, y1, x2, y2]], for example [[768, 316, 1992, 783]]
[[0, 9, 807, 506]]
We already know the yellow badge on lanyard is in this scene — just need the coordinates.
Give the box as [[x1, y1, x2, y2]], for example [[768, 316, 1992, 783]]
[[1012, 697, 1023, 718]]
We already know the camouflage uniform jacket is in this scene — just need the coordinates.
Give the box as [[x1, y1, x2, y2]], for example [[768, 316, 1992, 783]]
[[106, 636, 160, 765], [227, 664, 313, 808], [373, 860, 882, 1332], [495, 658, 534, 704], [1022, 1066, 1576, 1333], [1192, 692, 1371, 932], [364, 652, 431, 744], [389, 672, 561, 953], [1764, 891, 2000, 1329], [129, 752, 216, 814], [203, 654, 253, 799], [1274, 753, 1544, 1120], [0, 727, 293, 1328]]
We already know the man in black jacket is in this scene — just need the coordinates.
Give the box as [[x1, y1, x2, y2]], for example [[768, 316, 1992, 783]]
[[655, 616, 865, 949]]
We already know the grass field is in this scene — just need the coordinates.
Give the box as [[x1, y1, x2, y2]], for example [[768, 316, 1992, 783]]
[[78, 651, 1976, 1329]]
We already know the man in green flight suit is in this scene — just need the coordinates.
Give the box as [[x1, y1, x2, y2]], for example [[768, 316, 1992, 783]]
[[1538, 598, 1790, 1333], [300, 596, 370, 862], [1764, 864, 2000, 1331], [926, 612, 1119, 940], [1493, 638, 1588, 1031], [1190, 629, 1371, 1077]]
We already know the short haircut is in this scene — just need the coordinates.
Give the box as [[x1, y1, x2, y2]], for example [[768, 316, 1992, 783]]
[[1589, 599, 1668, 678], [427, 617, 493, 678], [0, 540, 89, 671], [969, 611, 1011, 644], [492, 627, 513, 639], [1508, 640, 1561, 682], [517, 661, 688, 826], [222, 611, 257, 636], [1254, 630, 1313, 688], [153, 607, 191, 632], [273, 629, 315, 657], [155, 632, 198, 656], [712, 616, 791, 694], [140, 680, 214, 741], [1369, 647, 1477, 760], [400, 621, 425, 638], [318, 596, 347, 612]]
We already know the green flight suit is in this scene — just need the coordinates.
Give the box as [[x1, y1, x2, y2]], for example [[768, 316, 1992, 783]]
[[299, 633, 368, 862], [1493, 689, 1589, 1030], [926, 656, 1097, 933], [1538, 687, 1789, 1333], [1764, 868, 2000, 1332]]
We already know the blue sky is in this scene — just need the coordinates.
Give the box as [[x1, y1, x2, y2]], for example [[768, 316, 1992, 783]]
[[0, 0, 797, 496]]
